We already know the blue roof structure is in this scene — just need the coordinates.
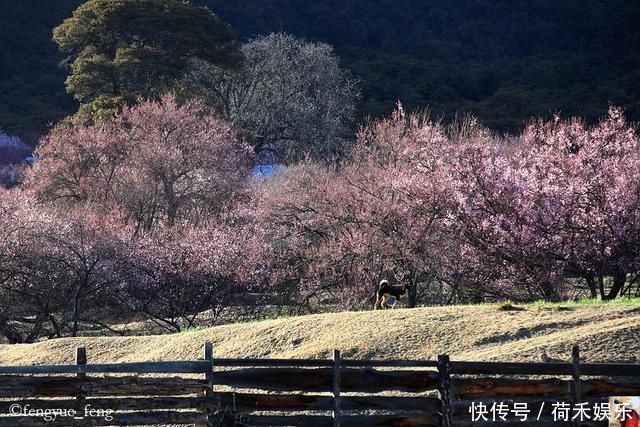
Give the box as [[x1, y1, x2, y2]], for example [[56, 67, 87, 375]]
[[252, 164, 286, 178]]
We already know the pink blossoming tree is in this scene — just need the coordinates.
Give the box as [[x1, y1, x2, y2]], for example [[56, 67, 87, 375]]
[[453, 107, 640, 300], [31, 95, 253, 231]]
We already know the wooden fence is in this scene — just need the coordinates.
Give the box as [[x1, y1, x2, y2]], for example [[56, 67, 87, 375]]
[[0, 343, 638, 426]]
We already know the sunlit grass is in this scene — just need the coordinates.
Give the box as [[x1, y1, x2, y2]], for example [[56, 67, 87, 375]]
[[179, 298, 640, 333], [420, 297, 640, 309], [179, 325, 209, 334], [530, 297, 640, 307]]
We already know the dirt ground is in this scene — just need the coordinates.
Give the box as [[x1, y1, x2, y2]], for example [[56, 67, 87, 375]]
[[0, 304, 638, 365]]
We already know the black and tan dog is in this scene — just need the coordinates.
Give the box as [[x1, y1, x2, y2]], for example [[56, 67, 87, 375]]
[[374, 280, 409, 310]]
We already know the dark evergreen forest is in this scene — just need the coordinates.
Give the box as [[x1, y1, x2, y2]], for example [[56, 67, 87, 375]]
[[1, 0, 639, 140]]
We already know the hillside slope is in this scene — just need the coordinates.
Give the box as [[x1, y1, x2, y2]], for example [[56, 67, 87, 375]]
[[0, 304, 639, 365]]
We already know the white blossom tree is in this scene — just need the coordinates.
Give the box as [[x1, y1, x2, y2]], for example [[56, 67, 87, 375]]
[[182, 33, 360, 164]]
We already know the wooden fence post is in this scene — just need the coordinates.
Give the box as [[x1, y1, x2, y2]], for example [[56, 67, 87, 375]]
[[332, 349, 341, 427], [198, 342, 214, 427], [204, 342, 214, 390], [438, 354, 452, 427], [75, 347, 87, 425], [571, 345, 581, 427], [76, 346, 87, 375]]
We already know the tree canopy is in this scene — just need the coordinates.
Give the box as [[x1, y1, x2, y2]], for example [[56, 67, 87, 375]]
[[52, 0, 242, 117]]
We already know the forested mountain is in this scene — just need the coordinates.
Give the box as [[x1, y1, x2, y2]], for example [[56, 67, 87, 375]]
[[1, 0, 639, 139], [0, 0, 82, 142]]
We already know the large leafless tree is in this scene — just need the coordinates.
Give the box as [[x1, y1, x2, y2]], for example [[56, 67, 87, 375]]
[[182, 33, 360, 164]]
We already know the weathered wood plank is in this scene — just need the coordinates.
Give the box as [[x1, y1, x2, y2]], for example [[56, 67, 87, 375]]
[[438, 354, 452, 427], [211, 392, 441, 412], [75, 347, 87, 420], [450, 361, 640, 377], [0, 359, 635, 375], [0, 376, 208, 397], [341, 359, 438, 368], [0, 417, 73, 427], [0, 396, 215, 413], [332, 349, 341, 427], [0, 411, 206, 426], [0, 393, 439, 414], [212, 358, 438, 368], [103, 410, 206, 426], [203, 343, 214, 387], [214, 392, 332, 411], [344, 395, 441, 412], [453, 377, 640, 400], [580, 363, 640, 376], [214, 358, 333, 367], [0, 361, 210, 375], [450, 361, 574, 375], [214, 367, 439, 392], [342, 415, 442, 427], [244, 415, 331, 426], [453, 378, 571, 398]]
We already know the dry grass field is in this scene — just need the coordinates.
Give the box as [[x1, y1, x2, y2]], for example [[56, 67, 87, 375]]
[[0, 303, 639, 366]]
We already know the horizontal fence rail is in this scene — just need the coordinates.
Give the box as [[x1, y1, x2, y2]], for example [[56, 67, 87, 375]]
[[450, 361, 640, 376], [0, 360, 211, 375], [0, 343, 636, 426], [211, 358, 439, 368]]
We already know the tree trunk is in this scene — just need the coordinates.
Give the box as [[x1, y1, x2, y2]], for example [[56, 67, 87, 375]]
[[72, 286, 83, 337], [605, 272, 626, 300], [540, 281, 560, 301], [598, 275, 606, 300], [408, 284, 417, 308], [585, 275, 597, 298], [403, 269, 418, 308]]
